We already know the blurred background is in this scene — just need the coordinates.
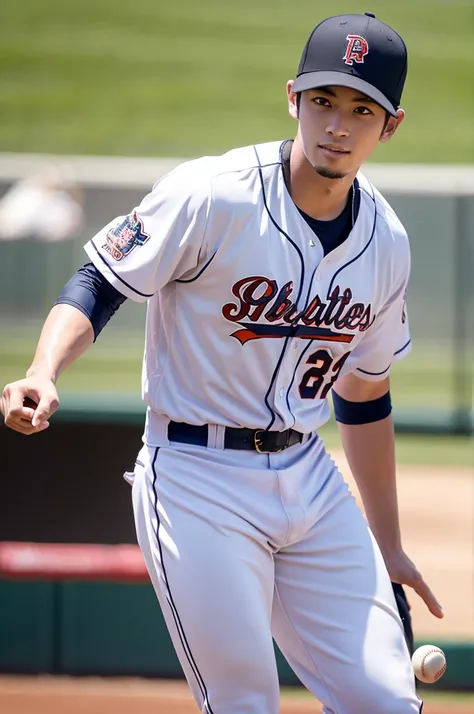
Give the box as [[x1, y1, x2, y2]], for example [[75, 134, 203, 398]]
[[0, 0, 473, 710]]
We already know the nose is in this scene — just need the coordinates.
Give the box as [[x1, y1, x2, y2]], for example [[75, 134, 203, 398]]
[[325, 114, 350, 138]]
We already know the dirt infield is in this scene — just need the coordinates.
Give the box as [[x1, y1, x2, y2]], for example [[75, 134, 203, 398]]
[[0, 676, 472, 714]]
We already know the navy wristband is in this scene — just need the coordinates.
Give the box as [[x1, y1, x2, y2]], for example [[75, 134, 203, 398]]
[[332, 389, 392, 425]]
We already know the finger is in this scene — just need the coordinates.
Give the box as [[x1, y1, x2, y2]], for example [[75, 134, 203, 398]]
[[31, 394, 59, 428], [6, 410, 49, 430], [13, 424, 40, 435], [21, 407, 37, 422], [4, 404, 41, 424], [4, 418, 49, 435], [3, 386, 26, 417], [13, 406, 39, 422], [411, 577, 444, 618], [19, 415, 50, 429]]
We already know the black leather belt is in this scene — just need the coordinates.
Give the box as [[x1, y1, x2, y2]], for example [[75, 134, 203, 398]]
[[168, 421, 304, 453]]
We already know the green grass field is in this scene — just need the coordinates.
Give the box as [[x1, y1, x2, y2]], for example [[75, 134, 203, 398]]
[[1, 0, 472, 469], [1, 0, 473, 162]]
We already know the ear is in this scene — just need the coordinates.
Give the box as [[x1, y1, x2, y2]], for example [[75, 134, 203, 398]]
[[380, 108, 405, 143], [287, 80, 299, 121]]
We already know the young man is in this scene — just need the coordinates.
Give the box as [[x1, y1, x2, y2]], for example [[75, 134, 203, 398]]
[[2, 12, 442, 713]]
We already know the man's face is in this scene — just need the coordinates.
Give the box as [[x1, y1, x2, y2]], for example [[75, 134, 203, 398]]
[[287, 84, 403, 179]]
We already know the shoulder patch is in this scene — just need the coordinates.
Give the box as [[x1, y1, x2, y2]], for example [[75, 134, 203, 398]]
[[103, 211, 150, 261]]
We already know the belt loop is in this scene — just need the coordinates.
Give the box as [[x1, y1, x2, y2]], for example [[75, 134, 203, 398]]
[[146, 411, 172, 446], [207, 424, 218, 448], [214, 425, 226, 450]]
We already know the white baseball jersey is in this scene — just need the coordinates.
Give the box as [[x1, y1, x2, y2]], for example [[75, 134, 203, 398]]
[[84, 141, 411, 443]]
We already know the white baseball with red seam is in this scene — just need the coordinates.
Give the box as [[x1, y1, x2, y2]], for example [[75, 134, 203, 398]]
[[411, 645, 447, 684]]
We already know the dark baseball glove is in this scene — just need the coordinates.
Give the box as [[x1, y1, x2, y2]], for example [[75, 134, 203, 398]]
[[392, 582, 414, 655]]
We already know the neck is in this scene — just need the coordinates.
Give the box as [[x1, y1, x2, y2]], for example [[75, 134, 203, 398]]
[[288, 136, 358, 220]]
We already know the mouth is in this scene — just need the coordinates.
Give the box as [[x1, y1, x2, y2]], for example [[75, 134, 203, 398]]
[[318, 144, 351, 156]]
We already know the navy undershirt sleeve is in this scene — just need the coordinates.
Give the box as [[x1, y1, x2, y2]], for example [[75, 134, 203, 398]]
[[332, 389, 392, 425], [54, 262, 127, 341]]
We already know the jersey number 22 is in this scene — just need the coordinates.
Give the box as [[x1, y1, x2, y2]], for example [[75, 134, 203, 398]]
[[298, 350, 350, 400]]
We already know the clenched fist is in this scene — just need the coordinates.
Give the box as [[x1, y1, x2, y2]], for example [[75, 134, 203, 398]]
[[1, 377, 59, 435]]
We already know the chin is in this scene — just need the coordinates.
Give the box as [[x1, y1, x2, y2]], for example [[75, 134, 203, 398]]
[[314, 165, 348, 180]]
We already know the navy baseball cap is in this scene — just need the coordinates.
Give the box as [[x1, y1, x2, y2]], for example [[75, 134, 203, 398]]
[[292, 13, 408, 116]]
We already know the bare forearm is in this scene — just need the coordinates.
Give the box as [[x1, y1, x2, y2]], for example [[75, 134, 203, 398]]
[[337, 415, 401, 555], [27, 304, 94, 383], [332, 372, 443, 617]]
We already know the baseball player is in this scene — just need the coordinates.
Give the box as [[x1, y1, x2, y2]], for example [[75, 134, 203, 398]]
[[2, 12, 441, 713]]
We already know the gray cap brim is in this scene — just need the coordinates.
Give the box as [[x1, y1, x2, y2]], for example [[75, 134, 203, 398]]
[[292, 70, 398, 116]]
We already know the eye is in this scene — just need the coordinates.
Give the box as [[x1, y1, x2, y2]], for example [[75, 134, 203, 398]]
[[354, 105, 374, 115], [312, 96, 331, 107]]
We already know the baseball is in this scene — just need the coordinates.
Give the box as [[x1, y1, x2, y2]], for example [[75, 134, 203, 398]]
[[412, 645, 447, 684]]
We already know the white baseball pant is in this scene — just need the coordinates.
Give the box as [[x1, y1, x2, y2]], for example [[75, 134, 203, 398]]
[[128, 429, 422, 713]]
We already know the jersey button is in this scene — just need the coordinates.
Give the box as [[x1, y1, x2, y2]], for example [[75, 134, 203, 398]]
[[279, 388, 284, 397]]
